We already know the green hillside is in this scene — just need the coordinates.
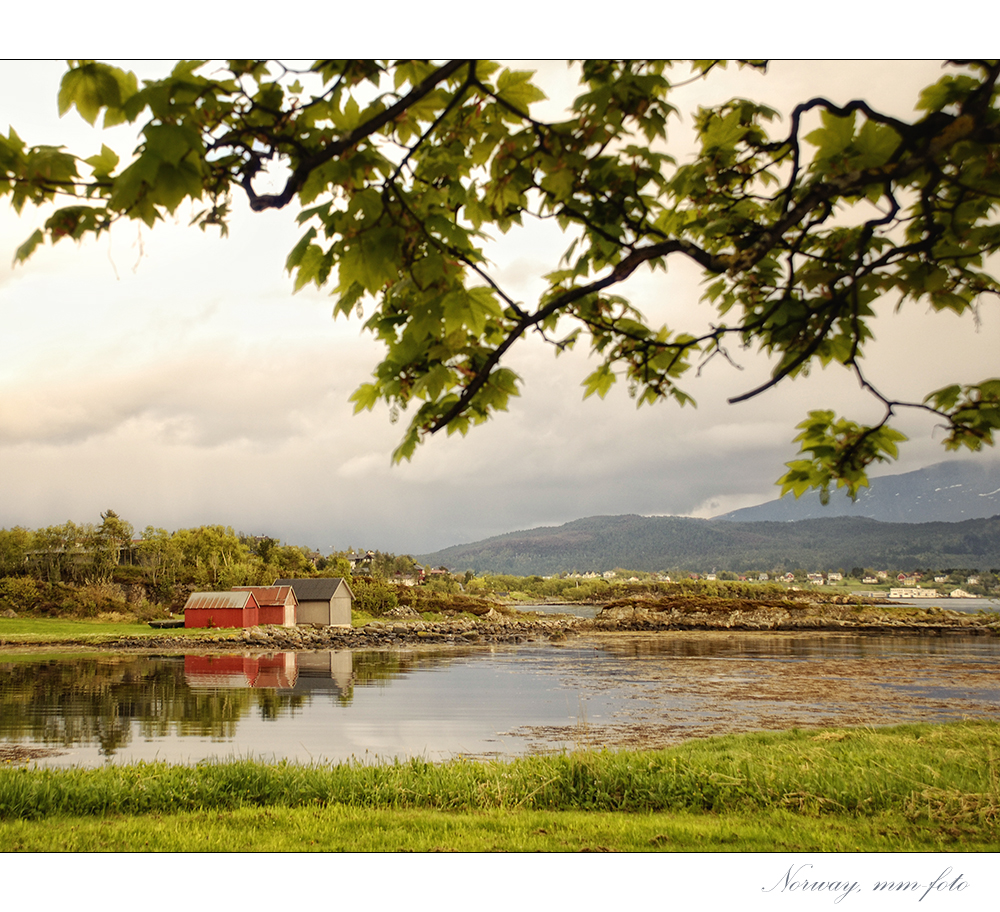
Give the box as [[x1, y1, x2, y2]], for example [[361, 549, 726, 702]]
[[417, 514, 1000, 575]]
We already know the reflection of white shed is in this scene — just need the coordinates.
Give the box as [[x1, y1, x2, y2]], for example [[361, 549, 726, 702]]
[[297, 650, 354, 691], [274, 577, 354, 627]]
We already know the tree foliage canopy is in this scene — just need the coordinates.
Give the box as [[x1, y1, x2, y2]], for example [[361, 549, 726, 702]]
[[3, 59, 999, 499]]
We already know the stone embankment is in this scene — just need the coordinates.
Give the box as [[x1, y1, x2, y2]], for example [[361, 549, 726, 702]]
[[84, 598, 999, 652], [103, 607, 582, 651]]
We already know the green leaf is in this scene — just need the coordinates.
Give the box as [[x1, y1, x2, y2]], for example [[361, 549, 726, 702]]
[[58, 62, 135, 126], [925, 384, 962, 412], [805, 109, 856, 159], [292, 243, 328, 292], [12, 229, 44, 264], [84, 144, 119, 178], [148, 161, 204, 212], [852, 120, 900, 169], [350, 383, 381, 414], [582, 365, 616, 400], [285, 227, 317, 272], [495, 69, 547, 112], [144, 124, 203, 166], [338, 227, 400, 295]]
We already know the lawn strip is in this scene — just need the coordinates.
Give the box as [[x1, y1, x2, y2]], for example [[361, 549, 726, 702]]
[[0, 805, 994, 852]]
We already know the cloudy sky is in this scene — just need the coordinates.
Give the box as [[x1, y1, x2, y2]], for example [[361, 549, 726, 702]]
[[1, 60, 997, 555]]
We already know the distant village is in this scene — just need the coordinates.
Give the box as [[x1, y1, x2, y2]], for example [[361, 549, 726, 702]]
[[560, 568, 987, 600], [1, 513, 996, 632]]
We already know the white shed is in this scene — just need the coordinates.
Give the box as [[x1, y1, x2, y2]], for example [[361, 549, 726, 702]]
[[273, 577, 354, 627]]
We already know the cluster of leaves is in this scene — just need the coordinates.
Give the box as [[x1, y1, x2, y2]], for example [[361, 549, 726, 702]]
[[3, 59, 1000, 496]]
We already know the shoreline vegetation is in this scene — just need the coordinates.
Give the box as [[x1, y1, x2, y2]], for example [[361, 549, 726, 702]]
[[2, 516, 997, 625], [1, 585, 997, 651], [0, 722, 997, 851]]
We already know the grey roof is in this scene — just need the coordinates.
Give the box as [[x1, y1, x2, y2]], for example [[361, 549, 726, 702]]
[[273, 577, 354, 601]]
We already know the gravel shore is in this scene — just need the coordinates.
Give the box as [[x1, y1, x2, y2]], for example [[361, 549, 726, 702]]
[[6, 599, 993, 653]]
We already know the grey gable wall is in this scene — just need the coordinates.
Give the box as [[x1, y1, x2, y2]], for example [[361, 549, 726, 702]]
[[273, 578, 353, 627]]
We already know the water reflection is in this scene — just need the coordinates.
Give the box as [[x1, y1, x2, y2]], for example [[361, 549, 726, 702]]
[[0, 648, 485, 758], [0, 654, 251, 755], [1, 634, 998, 767], [597, 631, 1000, 660]]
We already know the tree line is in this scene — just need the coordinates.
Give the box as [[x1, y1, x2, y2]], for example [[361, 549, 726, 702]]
[[0, 511, 419, 617]]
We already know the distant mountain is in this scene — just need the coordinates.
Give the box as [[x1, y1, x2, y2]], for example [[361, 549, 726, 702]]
[[716, 459, 1000, 523], [416, 513, 1000, 576]]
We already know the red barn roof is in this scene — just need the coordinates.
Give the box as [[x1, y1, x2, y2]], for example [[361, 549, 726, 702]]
[[232, 586, 297, 607], [184, 591, 259, 611]]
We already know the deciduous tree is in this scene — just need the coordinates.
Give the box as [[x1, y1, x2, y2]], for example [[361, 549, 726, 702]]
[[3, 59, 999, 500]]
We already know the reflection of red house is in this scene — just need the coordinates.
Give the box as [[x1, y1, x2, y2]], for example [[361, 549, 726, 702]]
[[252, 652, 297, 688], [185, 653, 258, 686], [184, 653, 298, 688], [183, 591, 260, 628], [231, 586, 297, 627]]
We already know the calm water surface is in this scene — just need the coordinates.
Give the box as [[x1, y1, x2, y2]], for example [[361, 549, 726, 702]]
[[887, 596, 999, 613], [2, 632, 998, 767]]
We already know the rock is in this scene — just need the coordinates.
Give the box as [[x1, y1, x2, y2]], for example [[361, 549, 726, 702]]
[[383, 605, 420, 619]]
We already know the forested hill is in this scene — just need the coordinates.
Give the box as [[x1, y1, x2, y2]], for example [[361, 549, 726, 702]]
[[416, 514, 1000, 575]]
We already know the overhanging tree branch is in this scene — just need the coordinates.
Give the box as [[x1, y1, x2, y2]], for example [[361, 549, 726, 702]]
[[241, 59, 470, 211]]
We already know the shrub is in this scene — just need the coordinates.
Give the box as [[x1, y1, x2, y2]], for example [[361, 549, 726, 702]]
[[351, 578, 399, 616], [73, 582, 129, 618], [132, 599, 171, 622], [0, 576, 40, 612]]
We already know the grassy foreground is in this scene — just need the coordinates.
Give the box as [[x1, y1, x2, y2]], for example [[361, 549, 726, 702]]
[[1, 721, 997, 851]]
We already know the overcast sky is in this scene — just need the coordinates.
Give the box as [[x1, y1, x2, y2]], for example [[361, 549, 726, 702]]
[[1, 60, 997, 555]]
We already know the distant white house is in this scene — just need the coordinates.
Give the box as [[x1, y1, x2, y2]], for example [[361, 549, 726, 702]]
[[345, 550, 375, 570]]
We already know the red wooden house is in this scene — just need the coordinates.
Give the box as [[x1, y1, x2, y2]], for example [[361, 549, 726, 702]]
[[231, 585, 298, 626], [183, 590, 260, 629]]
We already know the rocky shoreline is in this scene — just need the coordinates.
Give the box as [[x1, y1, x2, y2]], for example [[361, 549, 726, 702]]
[[5, 599, 994, 653]]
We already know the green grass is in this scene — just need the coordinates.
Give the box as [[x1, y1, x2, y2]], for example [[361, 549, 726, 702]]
[[0, 617, 236, 642], [1, 722, 996, 851], [2, 805, 992, 852]]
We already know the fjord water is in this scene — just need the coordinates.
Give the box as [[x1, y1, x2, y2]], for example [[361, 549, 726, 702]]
[[3, 633, 998, 768]]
